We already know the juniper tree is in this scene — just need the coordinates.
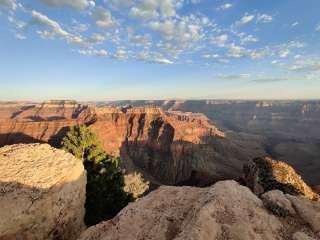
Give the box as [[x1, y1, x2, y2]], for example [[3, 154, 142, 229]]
[[62, 125, 132, 226]]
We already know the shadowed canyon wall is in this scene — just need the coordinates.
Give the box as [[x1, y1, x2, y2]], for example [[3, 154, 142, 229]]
[[106, 100, 320, 186], [0, 101, 265, 185]]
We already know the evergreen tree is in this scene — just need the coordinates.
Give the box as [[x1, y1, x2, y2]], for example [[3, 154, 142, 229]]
[[62, 125, 107, 162], [62, 125, 132, 226]]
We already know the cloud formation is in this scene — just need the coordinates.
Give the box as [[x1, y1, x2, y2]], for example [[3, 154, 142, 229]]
[[0, 0, 16, 10], [217, 3, 232, 11], [40, 0, 95, 10], [0, 0, 312, 77]]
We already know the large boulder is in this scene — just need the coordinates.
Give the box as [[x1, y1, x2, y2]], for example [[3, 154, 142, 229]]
[[243, 157, 319, 201], [78, 181, 319, 240], [0, 144, 86, 240]]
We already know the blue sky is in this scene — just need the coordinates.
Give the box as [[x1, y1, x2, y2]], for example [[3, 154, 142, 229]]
[[0, 0, 320, 100]]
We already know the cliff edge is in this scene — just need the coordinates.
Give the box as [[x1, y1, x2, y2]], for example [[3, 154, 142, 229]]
[[79, 180, 320, 240], [0, 144, 86, 240]]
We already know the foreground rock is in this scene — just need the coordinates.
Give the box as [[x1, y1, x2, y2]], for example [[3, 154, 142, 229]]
[[0, 144, 86, 240], [78, 181, 319, 240], [243, 156, 319, 201]]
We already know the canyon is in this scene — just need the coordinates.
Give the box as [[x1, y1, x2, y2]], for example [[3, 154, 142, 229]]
[[107, 100, 320, 186], [0, 100, 319, 186], [0, 101, 265, 186], [1, 101, 320, 240]]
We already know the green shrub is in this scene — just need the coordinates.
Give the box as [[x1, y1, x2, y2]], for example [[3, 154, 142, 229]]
[[62, 125, 133, 226]]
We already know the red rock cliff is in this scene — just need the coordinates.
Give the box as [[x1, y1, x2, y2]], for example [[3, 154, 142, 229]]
[[0, 102, 264, 185]]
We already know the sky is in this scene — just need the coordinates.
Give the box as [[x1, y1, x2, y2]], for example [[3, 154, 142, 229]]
[[0, 0, 320, 101]]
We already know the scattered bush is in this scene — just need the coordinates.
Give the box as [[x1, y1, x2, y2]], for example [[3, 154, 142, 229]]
[[124, 172, 149, 199]]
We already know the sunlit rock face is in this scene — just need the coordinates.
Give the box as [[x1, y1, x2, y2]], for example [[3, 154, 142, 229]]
[[0, 144, 86, 240], [0, 101, 94, 147], [78, 180, 320, 240], [90, 107, 267, 185], [0, 102, 266, 186], [106, 100, 320, 186], [91, 107, 228, 185], [243, 156, 319, 201]]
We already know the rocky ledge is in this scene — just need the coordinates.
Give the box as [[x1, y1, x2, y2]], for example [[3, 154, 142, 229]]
[[0, 144, 86, 240], [79, 180, 320, 240]]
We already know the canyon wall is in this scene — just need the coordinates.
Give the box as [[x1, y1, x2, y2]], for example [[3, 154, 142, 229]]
[[0, 101, 265, 185], [107, 100, 320, 186], [0, 144, 86, 240]]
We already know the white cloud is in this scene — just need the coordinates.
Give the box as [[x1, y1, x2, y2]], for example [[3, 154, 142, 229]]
[[278, 49, 290, 58], [287, 41, 305, 48], [128, 30, 152, 48], [238, 33, 258, 44], [78, 49, 108, 56], [8, 15, 27, 29], [236, 14, 255, 25], [129, 6, 159, 20], [210, 34, 228, 47], [137, 51, 174, 64], [31, 10, 69, 38], [291, 21, 299, 27], [88, 33, 107, 44], [92, 6, 117, 28], [148, 17, 203, 44], [216, 73, 251, 80], [40, 0, 95, 10], [0, 0, 17, 10], [257, 14, 273, 23], [249, 49, 267, 59], [70, 19, 89, 32], [227, 44, 249, 58], [202, 54, 219, 59], [235, 13, 272, 26], [31, 10, 88, 46], [217, 3, 233, 10], [289, 57, 320, 72], [129, 0, 181, 20], [14, 32, 26, 40], [153, 58, 173, 64], [113, 48, 129, 60]]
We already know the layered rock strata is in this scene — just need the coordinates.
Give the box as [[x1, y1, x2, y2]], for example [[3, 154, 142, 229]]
[[0, 102, 265, 185]]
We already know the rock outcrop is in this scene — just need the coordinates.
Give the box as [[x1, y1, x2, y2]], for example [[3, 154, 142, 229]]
[[0, 102, 266, 186], [78, 181, 320, 240], [243, 157, 319, 201], [0, 144, 86, 240]]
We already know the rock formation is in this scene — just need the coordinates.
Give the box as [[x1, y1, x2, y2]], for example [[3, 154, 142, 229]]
[[107, 99, 320, 186], [78, 180, 320, 240], [0, 101, 266, 186], [0, 101, 94, 147], [0, 144, 86, 240], [243, 157, 319, 201]]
